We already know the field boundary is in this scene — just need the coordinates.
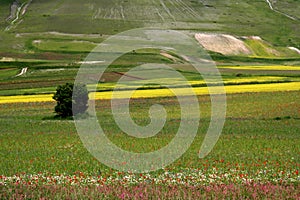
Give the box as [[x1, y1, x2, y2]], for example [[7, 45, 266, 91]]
[[0, 82, 299, 104]]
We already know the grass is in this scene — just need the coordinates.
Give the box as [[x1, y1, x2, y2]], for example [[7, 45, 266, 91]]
[[0, 68, 19, 80], [31, 39, 98, 53], [1, 183, 299, 199], [242, 38, 300, 58], [0, 0, 299, 57], [0, 0, 299, 198], [0, 91, 299, 198], [0, 91, 299, 174]]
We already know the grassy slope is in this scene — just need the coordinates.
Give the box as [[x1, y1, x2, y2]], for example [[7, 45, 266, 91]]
[[243, 38, 300, 58], [0, 0, 299, 45], [0, 0, 298, 77], [272, 0, 300, 19]]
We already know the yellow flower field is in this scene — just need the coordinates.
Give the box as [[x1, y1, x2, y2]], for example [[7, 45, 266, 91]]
[[190, 76, 289, 85], [0, 82, 299, 104], [93, 82, 300, 99], [0, 94, 54, 104], [219, 65, 300, 71]]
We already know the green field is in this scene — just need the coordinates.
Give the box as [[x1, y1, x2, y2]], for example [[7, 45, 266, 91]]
[[0, 91, 299, 198], [1, 91, 299, 175], [0, 0, 300, 199]]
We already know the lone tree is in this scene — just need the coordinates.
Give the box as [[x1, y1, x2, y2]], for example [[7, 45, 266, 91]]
[[53, 83, 89, 118]]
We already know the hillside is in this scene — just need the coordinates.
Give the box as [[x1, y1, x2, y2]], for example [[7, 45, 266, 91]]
[[1, 1, 299, 44], [195, 33, 300, 58], [0, 0, 299, 72]]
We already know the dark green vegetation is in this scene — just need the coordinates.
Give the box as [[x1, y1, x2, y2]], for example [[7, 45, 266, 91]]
[[0, 91, 299, 175], [53, 83, 89, 118]]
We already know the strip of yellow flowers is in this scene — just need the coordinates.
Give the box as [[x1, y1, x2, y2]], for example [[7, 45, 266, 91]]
[[219, 65, 300, 71], [0, 82, 299, 104]]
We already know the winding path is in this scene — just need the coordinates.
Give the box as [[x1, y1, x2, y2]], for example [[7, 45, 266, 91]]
[[265, 0, 297, 21], [265, 0, 274, 10], [15, 67, 28, 77], [5, 0, 32, 31]]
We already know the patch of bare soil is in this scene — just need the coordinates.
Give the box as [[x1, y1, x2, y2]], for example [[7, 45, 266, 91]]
[[195, 33, 252, 56]]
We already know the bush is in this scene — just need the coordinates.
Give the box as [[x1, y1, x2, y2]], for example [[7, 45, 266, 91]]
[[53, 83, 89, 118]]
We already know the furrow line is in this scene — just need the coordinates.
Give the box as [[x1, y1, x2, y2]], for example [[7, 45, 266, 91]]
[[160, 0, 176, 21]]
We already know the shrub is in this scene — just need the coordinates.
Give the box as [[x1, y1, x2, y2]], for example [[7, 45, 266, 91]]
[[53, 83, 88, 118]]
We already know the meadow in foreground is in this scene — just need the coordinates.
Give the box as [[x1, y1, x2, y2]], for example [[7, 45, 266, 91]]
[[0, 91, 299, 199]]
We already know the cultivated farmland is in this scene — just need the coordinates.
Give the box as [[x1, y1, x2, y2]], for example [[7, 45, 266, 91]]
[[0, 0, 299, 199]]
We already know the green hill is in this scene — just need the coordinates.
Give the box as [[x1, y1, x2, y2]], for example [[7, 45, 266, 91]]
[[0, 0, 299, 60]]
